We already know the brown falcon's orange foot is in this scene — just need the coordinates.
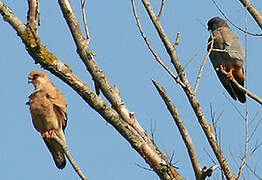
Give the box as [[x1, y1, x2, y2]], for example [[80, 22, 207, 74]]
[[42, 130, 59, 139], [220, 65, 234, 80]]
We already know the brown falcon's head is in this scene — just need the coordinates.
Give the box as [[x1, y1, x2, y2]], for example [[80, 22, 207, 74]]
[[28, 71, 50, 90], [207, 17, 229, 31]]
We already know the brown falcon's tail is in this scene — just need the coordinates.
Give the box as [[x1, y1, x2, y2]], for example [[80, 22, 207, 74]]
[[216, 71, 246, 103], [43, 138, 66, 169], [231, 80, 246, 103]]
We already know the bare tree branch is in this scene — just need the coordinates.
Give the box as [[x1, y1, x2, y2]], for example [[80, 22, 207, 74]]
[[249, 117, 262, 142], [0, 2, 26, 33], [236, 115, 249, 179], [52, 133, 88, 180], [157, 0, 165, 19], [131, 0, 186, 88], [211, 0, 262, 36], [141, 0, 235, 178], [152, 79, 202, 180], [238, 0, 262, 30], [81, 0, 91, 45]]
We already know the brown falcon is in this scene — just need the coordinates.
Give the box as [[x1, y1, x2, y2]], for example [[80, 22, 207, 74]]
[[27, 70, 68, 169], [207, 17, 246, 103]]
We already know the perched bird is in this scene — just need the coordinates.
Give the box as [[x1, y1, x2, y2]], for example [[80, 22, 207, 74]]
[[207, 17, 246, 103], [27, 70, 68, 169]]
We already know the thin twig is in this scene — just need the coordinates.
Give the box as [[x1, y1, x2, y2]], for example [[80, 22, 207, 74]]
[[157, 0, 165, 19], [203, 148, 219, 167], [201, 165, 219, 179], [249, 117, 262, 142], [249, 107, 262, 127], [81, 0, 91, 45], [224, 93, 245, 119], [237, 141, 262, 179], [229, 148, 240, 171], [236, 119, 249, 179], [173, 32, 180, 49], [150, 119, 156, 140], [135, 163, 154, 171], [183, 42, 209, 70], [131, 0, 186, 88], [52, 133, 88, 180], [210, 103, 224, 142], [246, 162, 262, 179], [210, 0, 262, 36], [193, 36, 214, 95]]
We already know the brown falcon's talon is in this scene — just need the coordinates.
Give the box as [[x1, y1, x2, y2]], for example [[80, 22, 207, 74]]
[[42, 130, 58, 139], [42, 131, 49, 138], [226, 69, 234, 80]]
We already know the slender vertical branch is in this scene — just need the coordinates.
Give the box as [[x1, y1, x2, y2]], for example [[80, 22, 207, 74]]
[[236, 11, 249, 179], [131, 0, 185, 88], [193, 38, 214, 95], [27, 0, 40, 34], [81, 0, 91, 45], [157, 0, 165, 19], [173, 32, 181, 49]]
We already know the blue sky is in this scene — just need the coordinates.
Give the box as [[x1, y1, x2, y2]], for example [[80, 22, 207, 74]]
[[1, 0, 262, 179]]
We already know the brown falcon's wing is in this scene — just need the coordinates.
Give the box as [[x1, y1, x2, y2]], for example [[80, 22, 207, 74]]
[[47, 88, 68, 132], [221, 28, 246, 103], [45, 89, 67, 169], [208, 27, 246, 103], [208, 52, 238, 101]]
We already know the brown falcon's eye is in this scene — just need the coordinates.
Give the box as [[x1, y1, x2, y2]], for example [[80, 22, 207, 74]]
[[33, 74, 40, 80]]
